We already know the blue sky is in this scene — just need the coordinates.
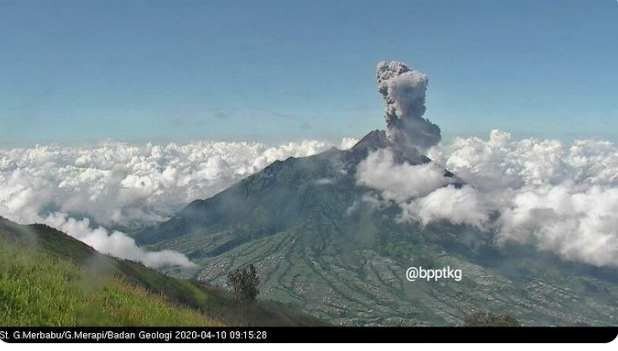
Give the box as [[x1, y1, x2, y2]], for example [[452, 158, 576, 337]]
[[1, 0, 617, 146]]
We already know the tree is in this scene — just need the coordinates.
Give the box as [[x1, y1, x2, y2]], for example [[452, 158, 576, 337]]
[[227, 264, 260, 303], [463, 312, 520, 327]]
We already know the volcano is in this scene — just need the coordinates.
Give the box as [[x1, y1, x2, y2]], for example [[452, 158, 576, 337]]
[[135, 132, 618, 326], [135, 62, 618, 326]]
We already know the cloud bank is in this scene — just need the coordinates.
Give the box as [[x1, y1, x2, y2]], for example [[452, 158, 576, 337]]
[[357, 130, 618, 267], [0, 138, 356, 267]]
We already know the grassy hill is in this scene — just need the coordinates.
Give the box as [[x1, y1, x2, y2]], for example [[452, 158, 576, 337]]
[[0, 217, 323, 326]]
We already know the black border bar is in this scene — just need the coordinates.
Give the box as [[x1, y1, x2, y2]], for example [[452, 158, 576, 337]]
[[1, 327, 617, 343]]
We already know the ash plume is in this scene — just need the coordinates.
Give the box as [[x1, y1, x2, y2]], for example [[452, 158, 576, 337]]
[[376, 61, 441, 154], [357, 62, 618, 267]]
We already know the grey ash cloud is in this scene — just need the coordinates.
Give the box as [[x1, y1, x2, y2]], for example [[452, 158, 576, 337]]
[[376, 61, 441, 153]]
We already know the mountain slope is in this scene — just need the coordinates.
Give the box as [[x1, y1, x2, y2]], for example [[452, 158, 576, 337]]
[[137, 137, 618, 326], [0, 217, 323, 326]]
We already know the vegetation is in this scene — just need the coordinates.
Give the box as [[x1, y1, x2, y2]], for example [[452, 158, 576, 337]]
[[227, 264, 260, 303], [0, 217, 323, 326], [0, 240, 218, 326], [463, 312, 521, 327]]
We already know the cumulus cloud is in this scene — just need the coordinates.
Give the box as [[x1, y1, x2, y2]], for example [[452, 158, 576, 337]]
[[358, 130, 618, 267], [0, 137, 356, 267], [44, 213, 195, 268], [496, 185, 618, 267], [356, 148, 451, 202], [376, 61, 441, 153], [400, 185, 490, 229]]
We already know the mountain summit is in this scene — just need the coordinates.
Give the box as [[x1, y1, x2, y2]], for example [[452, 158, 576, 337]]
[[136, 62, 618, 326]]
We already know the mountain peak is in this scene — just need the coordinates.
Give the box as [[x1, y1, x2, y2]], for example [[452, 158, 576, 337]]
[[352, 129, 389, 151], [349, 129, 431, 166]]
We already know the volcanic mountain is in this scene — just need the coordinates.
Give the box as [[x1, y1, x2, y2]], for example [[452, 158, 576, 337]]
[[135, 62, 618, 326], [135, 132, 618, 325]]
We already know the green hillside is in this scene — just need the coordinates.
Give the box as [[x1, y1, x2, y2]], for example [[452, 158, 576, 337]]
[[0, 217, 323, 326]]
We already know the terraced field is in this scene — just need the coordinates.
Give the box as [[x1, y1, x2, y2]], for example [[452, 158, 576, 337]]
[[152, 217, 618, 326]]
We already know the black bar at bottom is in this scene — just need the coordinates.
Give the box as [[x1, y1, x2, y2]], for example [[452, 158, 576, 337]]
[[0, 327, 616, 343]]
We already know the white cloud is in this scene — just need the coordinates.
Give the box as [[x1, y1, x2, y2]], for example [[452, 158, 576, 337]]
[[0, 137, 356, 268], [339, 137, 359, 150], [496, 185, 618, 267], [6, 130, 617, 268], [44, 213, 195, 268], [0, 138, 354, 227], [358, 130, 618, 267], [400, 185, 490, 229], [356, 148, 451, 203]]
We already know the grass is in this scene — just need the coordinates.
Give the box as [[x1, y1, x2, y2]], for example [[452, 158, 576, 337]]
[[0, 242, 219, 326], [0, 217, 323, 327]]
